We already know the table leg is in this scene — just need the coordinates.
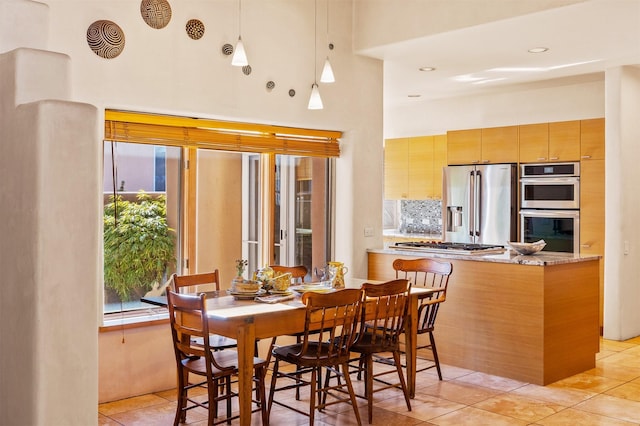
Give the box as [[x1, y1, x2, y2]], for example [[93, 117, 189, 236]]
[[237, 317, 256, 426], [405, 295, 418, 398]]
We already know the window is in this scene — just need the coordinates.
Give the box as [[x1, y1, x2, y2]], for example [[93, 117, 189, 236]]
[[102, 111, 340, 320]]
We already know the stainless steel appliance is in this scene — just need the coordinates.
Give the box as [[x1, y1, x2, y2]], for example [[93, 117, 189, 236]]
[[520, 162, 580, 209], [442, 163, 517, 245], [390, 241, 506, 255], [519, 162, 581, 253], [520, 209, 580, 253]]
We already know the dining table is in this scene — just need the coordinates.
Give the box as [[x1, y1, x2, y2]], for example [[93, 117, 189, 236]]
[[144, 278, 437, 426]]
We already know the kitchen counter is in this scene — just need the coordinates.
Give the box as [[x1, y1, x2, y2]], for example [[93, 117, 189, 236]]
[[370, 247, 601, 266], [368, 249, 600, 385]]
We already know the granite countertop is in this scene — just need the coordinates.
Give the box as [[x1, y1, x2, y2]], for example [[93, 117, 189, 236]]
[[368, 247, 601, 266]]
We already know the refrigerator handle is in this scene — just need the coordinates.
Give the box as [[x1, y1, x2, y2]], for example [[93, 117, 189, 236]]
[[475, 170, 482, 237], [468, 171, 475, 237]]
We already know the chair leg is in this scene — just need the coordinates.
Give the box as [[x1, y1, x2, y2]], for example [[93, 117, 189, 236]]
[[174, 369, 188, 425], [392, 350, 411, 412], [308, 366, 318, 425], [208, 377, 218, 426], [255, 365, 269, 426], [225, 376, 232, 425], [267, 359, 280, 416], [340, 361, 362, 426], [364, 354, 374, 424], [429, 331, 443, 380]]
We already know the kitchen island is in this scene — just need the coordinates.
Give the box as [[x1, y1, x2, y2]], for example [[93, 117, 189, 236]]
[[368, 248, 601, 385]]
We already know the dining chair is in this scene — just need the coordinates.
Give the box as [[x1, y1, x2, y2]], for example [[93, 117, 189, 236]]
[[167, 290, 269, 426], [392, 258, 453, 379], [264, 265, 309, 371], [269, 264, 308, 283], [171, 271, 238, 351], [267, 288, 364, 426], [344, 279, 412, 424]]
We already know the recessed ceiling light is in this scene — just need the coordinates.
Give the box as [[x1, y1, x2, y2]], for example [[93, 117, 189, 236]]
[[528, 47, 549, 53], [408, 94, 421, 98], [419, 67, 436, 72]]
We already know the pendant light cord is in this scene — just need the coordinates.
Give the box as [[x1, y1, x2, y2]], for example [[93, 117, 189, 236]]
[[314, 0, 317, 82]]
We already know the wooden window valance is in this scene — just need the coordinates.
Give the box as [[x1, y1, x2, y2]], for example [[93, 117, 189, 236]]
[[104, 110, 342, 157]]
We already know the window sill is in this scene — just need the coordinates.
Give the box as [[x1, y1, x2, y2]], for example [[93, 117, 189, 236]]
[[99, 309, 169, 332]]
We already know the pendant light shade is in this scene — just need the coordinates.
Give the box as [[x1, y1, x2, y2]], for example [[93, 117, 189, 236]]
[[320, 57, 335, 83], [308, 83, 323, 110], [231, 0, 248, 67], [231, 36, 248, 66]]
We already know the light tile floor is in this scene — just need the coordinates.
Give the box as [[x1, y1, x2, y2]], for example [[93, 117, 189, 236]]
[[99, 337, 640, 425]]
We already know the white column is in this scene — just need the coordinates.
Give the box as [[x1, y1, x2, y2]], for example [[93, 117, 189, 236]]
[[603, 66, 640, 340]]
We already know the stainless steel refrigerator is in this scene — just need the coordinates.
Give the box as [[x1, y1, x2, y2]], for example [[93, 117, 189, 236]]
[[442, 163, 517, 245]]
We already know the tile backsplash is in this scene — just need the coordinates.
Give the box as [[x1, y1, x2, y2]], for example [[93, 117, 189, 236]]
[[399, 199, 442, 234]]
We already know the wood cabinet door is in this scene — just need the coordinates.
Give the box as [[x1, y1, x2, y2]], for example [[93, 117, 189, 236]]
[[549, 120, 580, 161], [580, 159, 605, 255], [580, 158, 605, 329], [447, 129, 481, 165], [581, 118, 605, 160], [481, 126, 518, 163], [433, 134, 447, 199], [519, 123, 549, 163], [384, 138, 408, 199], [408, 136, 433, 199]]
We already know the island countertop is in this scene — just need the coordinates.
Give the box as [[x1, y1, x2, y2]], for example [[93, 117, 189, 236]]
[[368, 247, 601, 266]]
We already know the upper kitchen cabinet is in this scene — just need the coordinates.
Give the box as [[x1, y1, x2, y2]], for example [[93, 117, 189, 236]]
[[408, 136, 434, 200], [447, 127, 517, 164], [384, 137, 409, 199], [549, 120, 581, 161], [384, 135, 446, 200], [580, 118, 605, 160], [447, 129, 481, 164], [433, 134, 447, 198], [481, 126, 519, 163], [519, 121, 580, 163]]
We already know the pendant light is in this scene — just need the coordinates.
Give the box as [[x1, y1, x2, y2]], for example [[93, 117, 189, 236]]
[[308, 0, 323, 109], [232, 0, 248, 66], [320, 0, 335, 83]]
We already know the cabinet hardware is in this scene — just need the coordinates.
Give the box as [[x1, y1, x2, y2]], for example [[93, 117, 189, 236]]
[[581, 155, 592, 159], [550, 157, 559, 160], [537, 157, 546, 161]]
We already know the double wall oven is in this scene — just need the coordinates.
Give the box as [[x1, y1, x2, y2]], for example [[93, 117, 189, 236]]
[[520, 162, 580, 253]]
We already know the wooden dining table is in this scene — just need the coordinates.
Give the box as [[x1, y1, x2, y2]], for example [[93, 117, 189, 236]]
[[150, 278, 436, 426]]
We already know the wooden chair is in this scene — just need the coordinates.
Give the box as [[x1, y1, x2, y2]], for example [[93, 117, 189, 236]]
[[267, 288, 364, 426], [265, 265, 309, 367], [269, 264, 308, 283], [346, 279, 412, 424], [170, 271, 238, 351], [392, 258, 453, 379], [167, 290, 269, 425]]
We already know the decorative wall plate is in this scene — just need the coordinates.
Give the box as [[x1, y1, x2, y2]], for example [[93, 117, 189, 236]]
[[86, 20, 125, 59], [266, 81, 275, 90], [140, 0, 172, 29], [242, 65, 252, 75], [289, 89, 296, 97], [222, 43, 234, 55], [185, 19, 204, 40]]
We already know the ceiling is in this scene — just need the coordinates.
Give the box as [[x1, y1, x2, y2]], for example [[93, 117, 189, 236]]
[[362, 0, 640, 108]]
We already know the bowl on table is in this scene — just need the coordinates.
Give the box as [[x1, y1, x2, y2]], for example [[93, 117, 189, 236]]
[[507, 240, 546, 255]]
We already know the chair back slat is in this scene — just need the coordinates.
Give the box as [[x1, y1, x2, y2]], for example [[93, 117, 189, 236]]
[[295, 288, 363, 362], [359, 279, 410, 349], [270, 265, 308, 284], [392, 258, 452, 333], [172, 270, 221, 294], [167, 290, 235, 372]]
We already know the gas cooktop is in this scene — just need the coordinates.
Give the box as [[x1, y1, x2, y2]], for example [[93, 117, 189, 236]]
[[391, 241, 506, 255]]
